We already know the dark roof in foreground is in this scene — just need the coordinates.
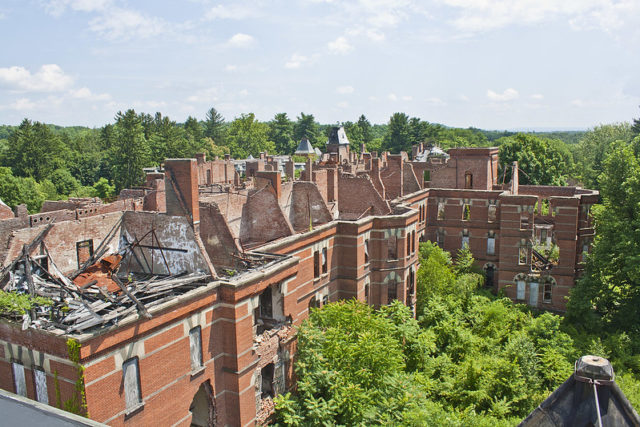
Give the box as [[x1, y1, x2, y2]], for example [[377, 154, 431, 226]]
[[520, 355, 640, 427]]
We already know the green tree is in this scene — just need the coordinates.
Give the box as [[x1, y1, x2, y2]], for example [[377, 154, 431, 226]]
[[184, 116, 204, 142], [92, 178, 115, 199], [111, 110, 150, 192], [382, 112, 412, 153], [498, 133, 573, 186], [293, 113, 321, 147], [204, 107, 226, 145], [357, 114, 373, 145], [269, 113, 295, 154], [50, 169, 79, 195], [632, 106, 640, 137], [226, 113, 275, 158]]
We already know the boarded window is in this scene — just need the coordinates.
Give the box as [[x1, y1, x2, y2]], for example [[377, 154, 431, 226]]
[[518, 246, 528, 265], [543, 283, 552, 303], [313, 251, 320, 278], [464, 172, 473, 189], [189, 326, 203, 371], [364, 239, 370, 263], [34, 369, 48, 404], [529, 282, 539, 306], [322, 248, 327, 274], [462, 204, 471, 221], [487, 236, 495, 255], [12, 363, 26, 397], [520, 216, 529, 230], [437, 202, 445, 220], [488, 204, 497, 222], [387, 281, 397, 304], [388, 235, 397, 259], [76, 240, 94, 269], [123, 358, 141, 411], [516, 280, 526, 300]]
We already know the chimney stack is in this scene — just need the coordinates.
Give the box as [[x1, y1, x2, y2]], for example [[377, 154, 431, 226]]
[[164, 159, 200, 227], [511, 161, 519, 195]]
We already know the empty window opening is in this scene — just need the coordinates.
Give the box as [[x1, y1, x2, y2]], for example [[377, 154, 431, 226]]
[[32, 254, 48, 274], [582, 243, 589, 262], [76, 240, 94, 269], [259, 286, 273, 319], [313, 251, 320, 278], [388, 235, 397, 260], [364, 239, 370, 263], [322, 248, 328, 274], [518, 246, 528, 265], [484, 265, 495, 289], [411, 231, 416, 254], [189, 381, 215, 427], [322, 295, 329, 306], [206, 169, 211, 185], [261, 363, 275, 399], [364, 283, 370, 303], [308, 296, 320, 312], [464, 172, 473, 189], [189, 326, 203, 371], [406, 234, 411, 257], [123, 358, 142, 411], [487, 232, 495, 256], [12, 362, 26, 397], [437, 202, 445, 220], [516, 280, 526, 300], [462, 204, 471, 221], [424, 170, 430, 181], [543, 283, 552, 303], [34, 369, 48, 404], [387, 280, 397, 304], [462, 230, 470, 249]]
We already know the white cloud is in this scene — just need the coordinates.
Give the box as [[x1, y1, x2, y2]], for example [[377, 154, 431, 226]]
[[45, 0, 111, 16], [0, 64, 73, 92], [337, 101, 349, 108], [531, 93, 544, 100], [205, 4, 256, 20], [336, 85, 354, 94], [10, 98, 36, 111], [458, 94, 470, 102], [388, 93, 398, 101], [69, 87, 111, 101], [227, 33, 254, 48], [440, 0, 640, 35], [487, 88, 519, 102], [225, 64, 237, 72], [239, 89, 249, 97], [285, 54, 309, 69], [426, 97, 445, 105], [186, 87, 218, 103], [328, 36, 353, 54], [402, 95, 413, 101], [88, 7, 168, 40]]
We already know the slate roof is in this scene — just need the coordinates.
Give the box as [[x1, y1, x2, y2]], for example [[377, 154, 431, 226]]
[[295, 137, 315, 155], [327, 126, 350, 146], [520, 356, 640, 427]]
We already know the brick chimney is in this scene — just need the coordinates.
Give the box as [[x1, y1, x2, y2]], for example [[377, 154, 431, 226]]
[[164, 159, 200, 226], [511, 161, 519, 195], [195, 153, 206, 164]]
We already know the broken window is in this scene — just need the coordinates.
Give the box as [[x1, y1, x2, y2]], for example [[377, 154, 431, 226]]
[[388, 235, 397, 260], [516, 280, 526, 300], [313, 251, 320, 278], [308, 296, 320, 312], [387, 280, 397, 304], [12, 362, 26, 397], [543, 283, 552, 303], [364, 239, 370, 263], [540, 228, 547, 243], [123, 358, 141, 411], [411, 231, 416, 254], [76, 240, 94, 269], [259, 286, 273, 319], [189, 326, 203, 371], [462, 204, 471, 221], [582, 243, 589, 262], [461, 230, 469, 249], [465, 172, 473, 189], [322, 295, 329, 306], [520, 216, 529, 230], [364, 283, 370, 303], [261, 364, 275, 399], [32, 254, 48, 274], [322, 248, 328, 274], [487, 232, 495, 255], [518, 245, 528, 265], [406, 270, 415, 306], [436, 229, 444, 247], [437, 201, 445, 220], [488, 202, 497, 222], [34, 368, 48, 404]]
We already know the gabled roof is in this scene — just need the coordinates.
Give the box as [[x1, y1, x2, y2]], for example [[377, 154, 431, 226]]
[[295, 137, 315, 155], [327, 126, 350, 146], [314, 147, 322, 156]]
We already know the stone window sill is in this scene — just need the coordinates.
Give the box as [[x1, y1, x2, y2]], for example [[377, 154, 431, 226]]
[[125, 403, 144, 418], [191, 366, 205, 377]]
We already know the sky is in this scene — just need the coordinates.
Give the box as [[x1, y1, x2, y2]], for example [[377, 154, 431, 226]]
[[0, 0, 639, 130]]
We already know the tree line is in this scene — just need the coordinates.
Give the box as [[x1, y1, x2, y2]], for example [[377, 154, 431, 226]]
[[1, 107, 639, 213]]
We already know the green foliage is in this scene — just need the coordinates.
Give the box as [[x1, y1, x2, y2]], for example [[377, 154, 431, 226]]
[[0, 291, 52, 317], [50, 169, 79, 195], [226, 113, 275, 158], [270, 113, 296, 155], [383, 112, 412, 153], [92, 178, 115, 199], [498, 133, 573, 185], [293, 113, 321, 148], [204, 107, 226, 145], [111, 109, 150, 192]]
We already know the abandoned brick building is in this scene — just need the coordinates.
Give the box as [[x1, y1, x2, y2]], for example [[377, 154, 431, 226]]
[[0, 131, 597, 426]]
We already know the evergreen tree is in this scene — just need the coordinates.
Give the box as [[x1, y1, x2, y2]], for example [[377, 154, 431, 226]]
[[111, 110, 150, 192], [357, 114, 373, 145], [293, 112, 321, 147], [382, 112, 412, 153], [184, 116, 204, 142], [204, 107, 226, 145], [269, 113, 295, 154]]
